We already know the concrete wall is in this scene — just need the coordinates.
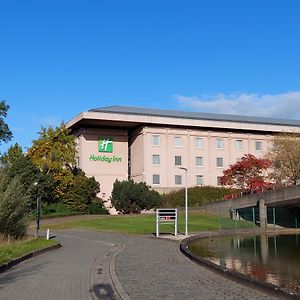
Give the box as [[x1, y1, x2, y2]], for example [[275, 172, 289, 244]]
[[130, 127, 144, 182], [75, 127, 128, 206], [200, 185, 300, 228]]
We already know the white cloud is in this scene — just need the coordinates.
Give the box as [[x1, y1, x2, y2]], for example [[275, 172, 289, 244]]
[[175, 91, 300, 119]]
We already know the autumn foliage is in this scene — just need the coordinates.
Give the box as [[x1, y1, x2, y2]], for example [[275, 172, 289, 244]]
[[221, 154, 274, 192], [267, 133, 300, 185]]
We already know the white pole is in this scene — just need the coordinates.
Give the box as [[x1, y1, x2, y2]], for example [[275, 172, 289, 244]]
[[185, 169, 188, 236], [179, 167, 188, 236], [156, 210, 159, 237], [46, 229, 50, 240]]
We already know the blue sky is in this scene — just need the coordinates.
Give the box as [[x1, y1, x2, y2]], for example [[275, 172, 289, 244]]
[[1, 0, 300, 152]]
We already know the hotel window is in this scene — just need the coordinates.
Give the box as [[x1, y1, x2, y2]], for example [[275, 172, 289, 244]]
[[174, 137, 182, 147], [152, 135, 160, 146], [175, 155, 182, 166], [216, 138, 223, 149], [216, 157, 223, 168], [195, 137, 203, 149], [152, 155, 160, 165], [153, 174, 160, 185], [217, 176, 222, 186], [196, 156, 203, 167], [255, 141, 262, 151], [235, 139, 243, 151], [196, 175, 204, 186], [175, 175, 182, 185]]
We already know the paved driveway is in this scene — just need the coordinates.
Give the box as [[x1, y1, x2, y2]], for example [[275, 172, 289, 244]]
[[0, 230, 283, 299]]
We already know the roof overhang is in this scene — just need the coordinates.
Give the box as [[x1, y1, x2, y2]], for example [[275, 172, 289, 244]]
[[66, 110, 300, 134]]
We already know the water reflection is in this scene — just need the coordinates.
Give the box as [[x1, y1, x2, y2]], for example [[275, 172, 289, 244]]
[[189, 234, 300, 295]]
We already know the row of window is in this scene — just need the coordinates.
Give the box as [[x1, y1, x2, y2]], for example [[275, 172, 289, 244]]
[[152, 135, 263, 151], [152, 174, 223, 186], [152, 155, 225, 167]]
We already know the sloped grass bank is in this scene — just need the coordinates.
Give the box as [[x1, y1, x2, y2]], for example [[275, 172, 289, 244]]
[[43, 211, 254, 234]]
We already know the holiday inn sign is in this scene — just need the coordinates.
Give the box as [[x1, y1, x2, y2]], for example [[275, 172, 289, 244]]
[[98, 137, 113, 153], [89, 137, 122, 163]]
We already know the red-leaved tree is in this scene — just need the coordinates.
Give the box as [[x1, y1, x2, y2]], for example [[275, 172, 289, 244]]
[[221, 154, 274, 192]]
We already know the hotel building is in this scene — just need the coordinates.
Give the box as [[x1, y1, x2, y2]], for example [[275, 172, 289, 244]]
[[66, 106, 300, 204]]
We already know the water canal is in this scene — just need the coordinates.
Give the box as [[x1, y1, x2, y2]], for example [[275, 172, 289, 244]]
[[189, 233, 300, 295]]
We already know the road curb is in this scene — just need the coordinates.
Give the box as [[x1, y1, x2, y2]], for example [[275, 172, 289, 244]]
[[0, 243, 62, 273], [109, 244, 130, 300]]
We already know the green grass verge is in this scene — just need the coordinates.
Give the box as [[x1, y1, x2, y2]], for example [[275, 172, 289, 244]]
[[42, 211, 256, 234], [0, 238, 58, 265]]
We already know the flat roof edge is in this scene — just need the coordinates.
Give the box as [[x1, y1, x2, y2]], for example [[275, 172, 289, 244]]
[[66, 110, 300, 134], [90, 105, 300, 127]]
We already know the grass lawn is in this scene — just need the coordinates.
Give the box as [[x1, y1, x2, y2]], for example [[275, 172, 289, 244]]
[[0, 238, 58, 265], [42, 211, 255, 234]]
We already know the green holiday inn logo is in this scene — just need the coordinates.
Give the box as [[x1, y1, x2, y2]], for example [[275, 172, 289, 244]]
[[88, 136, 121, 163], [98, 137, 113, 153]]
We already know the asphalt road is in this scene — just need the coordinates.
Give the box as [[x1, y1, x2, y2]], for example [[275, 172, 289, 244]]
[[0, 230, 283, 300]]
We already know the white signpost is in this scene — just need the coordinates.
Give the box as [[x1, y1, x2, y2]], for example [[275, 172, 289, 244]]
[[156, 208, 178, 237]]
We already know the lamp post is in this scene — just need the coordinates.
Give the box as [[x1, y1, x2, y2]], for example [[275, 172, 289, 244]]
[[179, 167, 188, 235], [34, 182, 41, 239]]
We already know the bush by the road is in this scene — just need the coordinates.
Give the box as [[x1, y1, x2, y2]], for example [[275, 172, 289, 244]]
[[0, 177, 30, 239], [111, 179, 162, 214]]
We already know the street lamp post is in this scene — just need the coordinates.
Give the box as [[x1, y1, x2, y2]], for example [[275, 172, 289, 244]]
[[179, 167, 188, 235], [34, 182, 41, 239], [35, 196, 41, 238]]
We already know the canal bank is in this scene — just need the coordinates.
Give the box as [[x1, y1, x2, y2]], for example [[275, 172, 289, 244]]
[[181, 228, 300, 299]]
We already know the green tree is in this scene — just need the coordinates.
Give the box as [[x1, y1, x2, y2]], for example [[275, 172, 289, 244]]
[[62, 168, 104, 212], [111, 179, 162, 214], [267, 133, 300, 185], [0, 143, 23, 167], [0, 144, 56, 207], [27, 124, 77, 201], [0, 177, 30, 239], [27, 126, 106, 213], [27, 123, 76, 174], [0, 100, 12, 146]]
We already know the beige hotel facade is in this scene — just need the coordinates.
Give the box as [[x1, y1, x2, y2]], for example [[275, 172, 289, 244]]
[[66, 106, 300, 206]]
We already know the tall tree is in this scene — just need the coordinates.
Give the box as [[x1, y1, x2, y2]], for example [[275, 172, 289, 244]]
[[0, 143, 23, 168], [221, 154, 273, 191], [27, 124, 76, 201], [27, 123, 76, 174], [267, 133, 300, 185], [0, 143, 56, 207], [0, 100, 12, 145]]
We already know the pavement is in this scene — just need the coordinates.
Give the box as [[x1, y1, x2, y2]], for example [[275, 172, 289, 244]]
[[0, 229, 285, 300]]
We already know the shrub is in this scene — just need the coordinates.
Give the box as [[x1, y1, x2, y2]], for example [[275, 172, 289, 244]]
[[42, 202, 78, 217], [162, 186, 239, 208], [0, 177, 30, 239], [87, 202, 109, 215], [111, 179, 162, 214]]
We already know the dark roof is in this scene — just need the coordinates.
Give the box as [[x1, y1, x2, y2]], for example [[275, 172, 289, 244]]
[[89, 105, 300, 127]]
